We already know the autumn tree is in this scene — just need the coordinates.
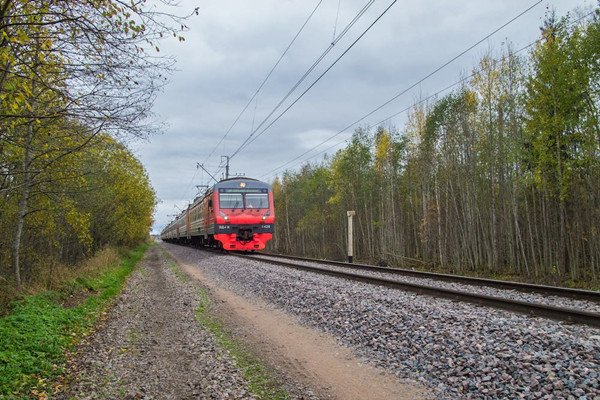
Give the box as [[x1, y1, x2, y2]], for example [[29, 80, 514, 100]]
[[524, 10, 600, 278], [272, 5, 600, 285], [0, 0, 193, 286]]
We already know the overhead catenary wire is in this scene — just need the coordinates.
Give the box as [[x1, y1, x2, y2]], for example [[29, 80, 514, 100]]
[[233, 0, 544, 162], [257, 0, 548, 180], [200, 0, 325, 169], [208, 0, 375, 180], [226, 0, 378, 162], [260, 8, 599, 182], [259, 70, 488, 181], [177, 161, 225, 204], [164, 4, 594, 230], [260, 68, 497, 181]]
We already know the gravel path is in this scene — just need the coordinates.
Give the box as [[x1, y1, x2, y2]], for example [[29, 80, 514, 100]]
[[58, 245, 254, 400], [250, 254, 600, 313], [164, 243, 600, 400]]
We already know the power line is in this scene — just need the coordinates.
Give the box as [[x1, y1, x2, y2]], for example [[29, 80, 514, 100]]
[[260, 71, 481, 181], [208, 0, 375, 180], [227, 0, 379, 161], [262, 5, 598, 182], [201, 0, 325, 168], [234, 0, 544, 161], [258, 0, 546, 180], [176, 162, 222, 203]]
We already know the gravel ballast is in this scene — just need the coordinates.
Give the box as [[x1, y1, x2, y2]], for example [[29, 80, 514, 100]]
[[251, 254, 600, 313], [59, 245, 255, 400], [164, 243, 600, 400]]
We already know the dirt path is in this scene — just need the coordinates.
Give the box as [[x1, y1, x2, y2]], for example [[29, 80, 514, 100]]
[[60, 243, 427, 399], [169, 246, 428, 400], [59, 245, 254, 399]]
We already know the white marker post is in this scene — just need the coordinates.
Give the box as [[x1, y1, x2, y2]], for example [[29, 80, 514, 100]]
[[347, 210, 356, 263]]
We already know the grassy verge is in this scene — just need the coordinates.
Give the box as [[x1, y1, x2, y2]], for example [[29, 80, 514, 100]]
[[195, 289, 289, 400], [0, 243, 149, 399], [158, 246, 188, 283], [168, 260, 190, 283]]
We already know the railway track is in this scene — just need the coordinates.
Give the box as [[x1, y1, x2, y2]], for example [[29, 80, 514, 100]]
[[230, 251, 600, 328], [256, 252, 600, 301]]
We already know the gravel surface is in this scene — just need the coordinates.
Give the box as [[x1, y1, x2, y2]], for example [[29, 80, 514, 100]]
[[250, 254, 600, 313], [58, 245, 254, 400], [164, 243, 600, 400]]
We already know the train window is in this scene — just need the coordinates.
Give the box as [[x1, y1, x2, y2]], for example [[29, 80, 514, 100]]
[[219, 193, 243, 209], [245, 193, 268, 209]]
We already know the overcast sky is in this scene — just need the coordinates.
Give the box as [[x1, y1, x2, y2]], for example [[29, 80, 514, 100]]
[[130, 0, 592, 234]]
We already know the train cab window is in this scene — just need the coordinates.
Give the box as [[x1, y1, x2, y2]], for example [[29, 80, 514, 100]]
[[219, 193, 243, 209], [245, 193, 268, 209]]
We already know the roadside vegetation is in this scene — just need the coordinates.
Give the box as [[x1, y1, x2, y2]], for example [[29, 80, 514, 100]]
[[0, 1, 193, 303], [0, 243, 149, 399], [0, 135, 157, 313], [272, 7, 600, 288], [0, 2, 188, 394]]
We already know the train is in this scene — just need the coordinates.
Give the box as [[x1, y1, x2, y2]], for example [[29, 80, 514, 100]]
[[160, 177, 275, 251]]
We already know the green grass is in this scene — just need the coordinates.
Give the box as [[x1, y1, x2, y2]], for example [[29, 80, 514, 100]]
[[195, 289, 289, 400], [159, 246, 189, 283], [0, 243, 149, 399], [168, 260, 190, 283]]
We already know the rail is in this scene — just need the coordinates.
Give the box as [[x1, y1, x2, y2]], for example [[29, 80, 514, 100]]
[[257, 252, 600, 302], [234, 252, 600, 327]]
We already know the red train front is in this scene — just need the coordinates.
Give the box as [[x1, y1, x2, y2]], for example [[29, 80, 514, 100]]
[[160, 177, 275, 251], [210, 178, 275, 251]]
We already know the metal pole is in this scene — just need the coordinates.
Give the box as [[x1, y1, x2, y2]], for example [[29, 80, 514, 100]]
[[221, 155, 230, 179], [347, 210, 355, 263]]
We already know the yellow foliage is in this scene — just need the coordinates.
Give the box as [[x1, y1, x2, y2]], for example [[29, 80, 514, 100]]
[[374, 129, 391, 173]]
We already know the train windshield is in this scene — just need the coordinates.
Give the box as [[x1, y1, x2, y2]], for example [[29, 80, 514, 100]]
[[245, 193, 268, 209], [219, 193, 243, 209]]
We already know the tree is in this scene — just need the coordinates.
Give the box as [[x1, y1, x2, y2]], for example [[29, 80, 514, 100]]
[[524, 11, 600, 276], [271, 4, 600, 285], [0, 0, 193, 286]]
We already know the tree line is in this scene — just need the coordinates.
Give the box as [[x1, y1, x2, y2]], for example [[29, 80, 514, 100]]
[[0, 1, 193, 289], [272, 8, 600, 285]]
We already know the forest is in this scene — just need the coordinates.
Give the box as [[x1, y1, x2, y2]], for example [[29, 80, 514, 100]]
[[272, 8, 600, 286], [0, 1, 189, 303]]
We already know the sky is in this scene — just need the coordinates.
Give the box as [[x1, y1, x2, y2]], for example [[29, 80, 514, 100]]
[[130, 0, 593, 234]]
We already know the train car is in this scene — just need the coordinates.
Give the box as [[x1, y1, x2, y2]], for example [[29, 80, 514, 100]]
[[160, 177, 275, 251]]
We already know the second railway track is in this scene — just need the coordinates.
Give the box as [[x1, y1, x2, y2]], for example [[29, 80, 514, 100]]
[[231, 251, 600, 328], [257, 252, 600, 302]]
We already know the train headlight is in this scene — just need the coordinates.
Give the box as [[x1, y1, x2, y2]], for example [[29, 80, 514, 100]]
[[219, 211, 229, 221], [261, 210, 270, 221]]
